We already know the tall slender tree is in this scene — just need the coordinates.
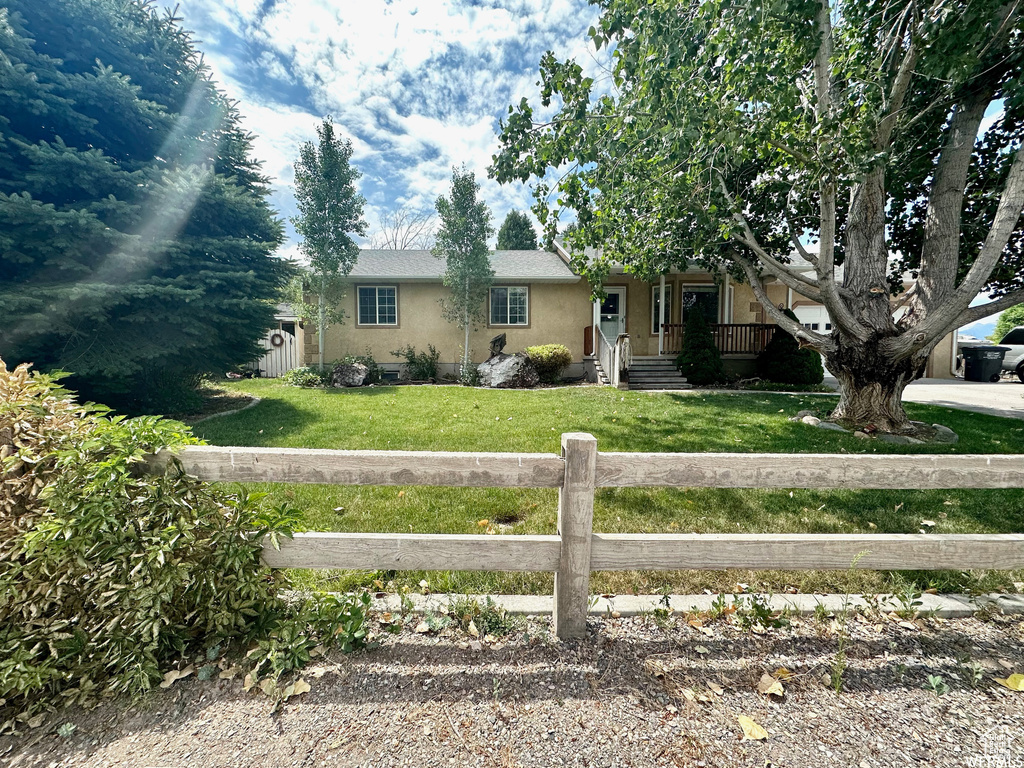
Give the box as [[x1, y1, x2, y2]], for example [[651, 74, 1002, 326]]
[[496, 210, 538, 250], [433, 167, 494, 379], [292, 118, 366, 371]]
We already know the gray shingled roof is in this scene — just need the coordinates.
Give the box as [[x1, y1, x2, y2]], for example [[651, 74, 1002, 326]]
[[347, 250, 579, 282]]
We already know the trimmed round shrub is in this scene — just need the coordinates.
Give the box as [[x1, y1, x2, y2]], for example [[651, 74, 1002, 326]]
[[282, 366, 329, 387], [0, 359, 369, 730], [756, 309, 825, 385], [524, 344, 573, 384], [675, 309, 726, 385]]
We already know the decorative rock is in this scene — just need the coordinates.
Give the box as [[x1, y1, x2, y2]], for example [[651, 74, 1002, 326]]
[[330, 362, 369, 388], [477, 353, 539, 389], [801, 415, 821, 426], [932, 424, 959, 444], [795, 410, 816, 419], [853, 431, 869, 439], [817, 421, 850, 433], [877, 433, 925, 445]]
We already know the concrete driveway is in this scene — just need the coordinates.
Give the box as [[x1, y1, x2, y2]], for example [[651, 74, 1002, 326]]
[[821, 376, 1024, 420]]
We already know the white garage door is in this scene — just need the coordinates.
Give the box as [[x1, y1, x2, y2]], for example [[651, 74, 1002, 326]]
[[792, 305, 833, 334]]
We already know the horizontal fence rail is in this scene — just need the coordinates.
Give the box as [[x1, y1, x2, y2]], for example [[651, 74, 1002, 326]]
[[148, 434, 1024, 639]]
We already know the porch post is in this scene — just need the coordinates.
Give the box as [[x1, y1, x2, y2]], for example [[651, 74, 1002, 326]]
[[658, 275, 666, 355], [592, 299, 599, 355]]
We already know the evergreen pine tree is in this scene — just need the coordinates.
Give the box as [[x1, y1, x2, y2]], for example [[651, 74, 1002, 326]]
[[756, 309, 825, 385], [675, 308, 726, 385], [0, 0, 290, 413], [496, 210, 538, 250]]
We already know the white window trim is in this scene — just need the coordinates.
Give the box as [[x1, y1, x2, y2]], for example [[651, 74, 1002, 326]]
[[356, 285, 398, 326], [489, 286, 529, 326]]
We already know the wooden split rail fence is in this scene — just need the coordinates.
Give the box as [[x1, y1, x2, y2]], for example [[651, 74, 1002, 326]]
[[146, 434, 1024, 639]]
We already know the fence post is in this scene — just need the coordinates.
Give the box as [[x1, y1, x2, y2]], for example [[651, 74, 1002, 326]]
[[554, 432, 598, 639]]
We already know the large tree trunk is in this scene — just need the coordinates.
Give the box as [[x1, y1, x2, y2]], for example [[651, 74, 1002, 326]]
[[825, 333, 927, 433]]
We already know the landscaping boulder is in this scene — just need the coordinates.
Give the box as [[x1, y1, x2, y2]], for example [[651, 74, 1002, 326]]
[[330, 362, 369, 388], [477, 353, 539, 389]]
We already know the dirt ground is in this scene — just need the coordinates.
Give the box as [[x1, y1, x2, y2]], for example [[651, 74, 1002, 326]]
[[3, 611, 1023, 768]]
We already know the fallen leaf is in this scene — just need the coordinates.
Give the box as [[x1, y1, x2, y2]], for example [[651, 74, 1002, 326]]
[[695, 645, 710, 655], [242, 673, 255, 692], [219, 665, 241, 680], [682, 688, 696, 702], [757, 673, 785, 697], [773, 667, 795, 680], [27, 714, 45, 729], [467, 621, 480, 637], [259, 678, 277, 696], [414, 621, 431, 634], [995, 673, 1024, 691], [159, 665, 195, 689], [281, 678, 311, 700], [921, 519, 936, 527], [738, 715, 768, 741], [706, 681, 724, 695]]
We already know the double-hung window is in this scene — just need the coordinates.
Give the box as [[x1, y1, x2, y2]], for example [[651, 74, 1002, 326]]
[[490, 286, 529, 326], [357, 285, 397, 326]]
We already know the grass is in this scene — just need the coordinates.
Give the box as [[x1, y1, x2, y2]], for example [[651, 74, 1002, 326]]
[[192, 380, 1024, 596]]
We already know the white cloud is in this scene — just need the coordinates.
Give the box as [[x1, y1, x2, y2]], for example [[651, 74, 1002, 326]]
[[167, 0, 605, 247]]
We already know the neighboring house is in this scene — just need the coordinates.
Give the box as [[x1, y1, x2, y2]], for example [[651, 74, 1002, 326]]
[[308, 247, 957, 385]]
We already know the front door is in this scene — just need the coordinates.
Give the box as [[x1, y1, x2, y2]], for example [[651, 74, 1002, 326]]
[[599, 287, 627, 339]]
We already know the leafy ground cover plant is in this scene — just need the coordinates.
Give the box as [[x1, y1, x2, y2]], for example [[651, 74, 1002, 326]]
[[282, 366, 330, 388], [0, 360, 369, 731], [392, 345, 441, 380]]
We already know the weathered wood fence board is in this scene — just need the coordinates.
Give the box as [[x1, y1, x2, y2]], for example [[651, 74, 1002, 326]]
[[589, 533, 1024, 571], [262, 532, 560, 571], [595, 453, 1024, 489], [147, 446, 564, 488], [146, 436, 1024, 640]]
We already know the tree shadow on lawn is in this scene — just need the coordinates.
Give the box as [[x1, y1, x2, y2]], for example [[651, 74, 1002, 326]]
[[191, 398, 314, 447]]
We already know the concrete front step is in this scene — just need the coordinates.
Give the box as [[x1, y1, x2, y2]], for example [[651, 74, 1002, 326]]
[[630, 383, 693, 390]]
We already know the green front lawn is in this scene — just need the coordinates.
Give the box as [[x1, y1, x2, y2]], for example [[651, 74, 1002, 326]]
[[193, 381, 1024, 596]]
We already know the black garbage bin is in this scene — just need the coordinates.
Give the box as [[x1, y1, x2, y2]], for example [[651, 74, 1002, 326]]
[[961, 346, 1010, 382]]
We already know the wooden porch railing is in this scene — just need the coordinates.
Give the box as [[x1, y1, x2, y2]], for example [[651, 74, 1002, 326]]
[[661, 323, 777, 356]]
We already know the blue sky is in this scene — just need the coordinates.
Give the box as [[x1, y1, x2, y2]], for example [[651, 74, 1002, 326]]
[[160, 0, 606, 258]]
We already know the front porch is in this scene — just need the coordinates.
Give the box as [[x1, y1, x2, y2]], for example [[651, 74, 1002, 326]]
[[658, 322, 778, 357]]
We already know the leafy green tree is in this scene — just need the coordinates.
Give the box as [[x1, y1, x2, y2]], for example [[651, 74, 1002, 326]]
[[292, 118, 367, 371], [496, 210, 538, 250], [675, 309, 726, 386], [433, 167, 494, 379], [757, 310, 825, 386], [0, 0, 290, 413], [992, 305, 1024, 342], [493, 0, 1024, 432]]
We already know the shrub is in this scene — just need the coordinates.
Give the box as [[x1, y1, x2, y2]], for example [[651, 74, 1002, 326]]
[[0, 359, 369, 730], [756, 309, 825, 385], [675, 308, 726, 385], [392, 345, 441, 380], [282, 366, 329, 388], [524, 344, 573, 384]]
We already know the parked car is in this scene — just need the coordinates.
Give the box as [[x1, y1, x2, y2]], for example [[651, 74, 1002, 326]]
[[997, 326, 1024, 381]]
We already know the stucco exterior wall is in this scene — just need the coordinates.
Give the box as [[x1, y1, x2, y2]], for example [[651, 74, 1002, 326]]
[[307, 280, 594, 368]]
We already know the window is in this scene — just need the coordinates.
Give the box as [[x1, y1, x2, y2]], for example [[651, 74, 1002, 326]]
[[681, 285, 719, 323], [1001, 328, 1024, 345], [651, 285, 672, 334], [357, 286, 397, 326], [490, 286, 529, 325]]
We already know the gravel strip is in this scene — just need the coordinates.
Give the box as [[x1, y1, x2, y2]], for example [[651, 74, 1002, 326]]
[[3, 611, 1024, 767]]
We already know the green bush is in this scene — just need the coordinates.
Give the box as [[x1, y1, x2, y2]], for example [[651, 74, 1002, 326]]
[[282, 366, 329, 388], [524, 344, 573, 384], [756, 309, 825, 385], [0, 359, 369, 730], [675, 309, 726, 385], [392, 345, 441, 380]]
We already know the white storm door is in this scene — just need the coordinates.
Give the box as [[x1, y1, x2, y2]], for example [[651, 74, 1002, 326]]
[[599, 287, 627, 338]]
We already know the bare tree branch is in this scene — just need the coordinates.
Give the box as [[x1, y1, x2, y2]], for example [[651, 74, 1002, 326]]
[[953, 289, 1024, 330], [369, 208, 437, 250]]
